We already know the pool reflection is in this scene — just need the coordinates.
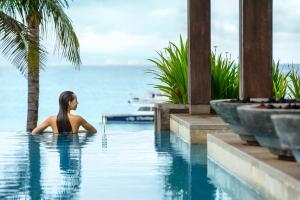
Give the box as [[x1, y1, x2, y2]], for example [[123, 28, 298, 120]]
[[155, 131, 215, 200], [29, 133, 95, 199], [0, 130, 262, 199]]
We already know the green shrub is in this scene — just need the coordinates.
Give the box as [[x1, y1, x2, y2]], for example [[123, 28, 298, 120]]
[[147, 35, 188, 104], [148, 36, 239, 103], [149, 36, 299, 103], [272, 60, 290, 100], [288, 70, 300, 100], [211, 51, 239, 99]]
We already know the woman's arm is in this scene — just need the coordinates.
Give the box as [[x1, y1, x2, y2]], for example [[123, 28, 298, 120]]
[[80, 117, 97, 133], [32, 117, 51, 134]]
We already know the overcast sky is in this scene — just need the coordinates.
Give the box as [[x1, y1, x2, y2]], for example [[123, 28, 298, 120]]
[[0, 0, 300, 67]]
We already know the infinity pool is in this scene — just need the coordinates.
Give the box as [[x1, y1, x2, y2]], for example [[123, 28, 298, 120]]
[[0, 127, 266, 200]]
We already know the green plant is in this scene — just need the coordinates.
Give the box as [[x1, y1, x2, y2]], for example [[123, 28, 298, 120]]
[[288, 70, 300, 100], [211, 51, 239, 99], [147, 35, 188, 104], [272, 60, 289, 99], [148, 37, 240, 103]]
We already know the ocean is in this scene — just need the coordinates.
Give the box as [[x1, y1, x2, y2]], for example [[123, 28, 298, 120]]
[[0, 65, 157, 131], [0, 64, 298, 131]]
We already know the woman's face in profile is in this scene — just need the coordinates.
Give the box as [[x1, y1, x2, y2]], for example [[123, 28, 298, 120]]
[[69, 95, 78, 110]]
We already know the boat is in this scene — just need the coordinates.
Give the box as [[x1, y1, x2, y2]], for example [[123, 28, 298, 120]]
[[102, 104, 155, 123], [127, 91, 167, 104], [102, 92, 167, 123]]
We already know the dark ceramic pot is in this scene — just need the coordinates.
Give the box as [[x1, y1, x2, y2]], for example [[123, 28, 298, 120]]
[[210, 99, 258, 145], [237, 104, 300, 160], [271, 114, 300, 163]]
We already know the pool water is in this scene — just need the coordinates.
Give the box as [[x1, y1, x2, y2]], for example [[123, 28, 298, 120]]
[[0, 126, 269, 200], [0, 127, 214, 200]]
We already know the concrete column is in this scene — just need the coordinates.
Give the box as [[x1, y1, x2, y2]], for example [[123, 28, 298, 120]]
[[240, 0, 273, 99], [188, 0, 211, 114]]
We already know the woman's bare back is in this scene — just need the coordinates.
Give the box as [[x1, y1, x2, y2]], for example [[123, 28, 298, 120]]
[[32, 114, 97, 134], [48, 114, 81, 133]]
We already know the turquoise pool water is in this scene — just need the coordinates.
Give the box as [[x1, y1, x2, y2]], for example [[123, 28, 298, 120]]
[[0, 66, 269, 199], [0, 128, 268, 200]]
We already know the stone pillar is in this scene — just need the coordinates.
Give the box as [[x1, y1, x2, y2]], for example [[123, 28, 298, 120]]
[[188, 0, 211, 114], [240, 0, 273, 99], [154, 103, 189, 132]]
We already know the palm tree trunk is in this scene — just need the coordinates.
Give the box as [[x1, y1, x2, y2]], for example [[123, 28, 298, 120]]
[[26, 16, 40, 132]]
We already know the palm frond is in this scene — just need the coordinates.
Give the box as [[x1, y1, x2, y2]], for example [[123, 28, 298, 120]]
[[0, 11, 29, 75], [41, 0, 81, 67]]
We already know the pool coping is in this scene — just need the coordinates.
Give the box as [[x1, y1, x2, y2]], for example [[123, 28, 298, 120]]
[[170, 114, 231, 144], [208, 133, 300, 200]]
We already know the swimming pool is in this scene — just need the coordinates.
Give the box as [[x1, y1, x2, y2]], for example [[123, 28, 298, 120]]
[[0, 127, 267, 200]]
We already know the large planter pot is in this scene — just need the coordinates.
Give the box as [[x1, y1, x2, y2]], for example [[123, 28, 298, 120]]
[[237, 104, 300, 160], [210, 99, 258, 145], [154, 103, 189, 132], [271, 114, 300, 163]]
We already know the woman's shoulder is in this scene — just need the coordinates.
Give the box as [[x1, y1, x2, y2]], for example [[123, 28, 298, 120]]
[[47, 116, 57, 121], [46, 115, 56, 123], [69, 114, 83, 121]]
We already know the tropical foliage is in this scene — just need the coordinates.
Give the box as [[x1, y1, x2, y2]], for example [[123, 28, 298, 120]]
[[148, 37, 239, 103], [272, 60, 290, 100], [149, 36, 300, 103], [288, 70, 300, 100], [0, 10, 29, 73], [211, 51, 239, 99], [147, 35, 188, 104]]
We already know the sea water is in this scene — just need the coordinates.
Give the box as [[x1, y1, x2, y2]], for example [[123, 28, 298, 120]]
[[0, 65, 157, 131]]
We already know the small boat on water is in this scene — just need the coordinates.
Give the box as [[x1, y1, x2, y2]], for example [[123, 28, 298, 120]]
[[102, 104, 155, 123], [102, 92, 167, 123]]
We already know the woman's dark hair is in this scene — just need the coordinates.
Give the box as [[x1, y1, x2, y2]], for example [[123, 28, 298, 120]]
[[57, 91, 75, 133]]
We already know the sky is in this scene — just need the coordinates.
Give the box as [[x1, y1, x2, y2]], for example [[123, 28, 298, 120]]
[[0, 0, 300, 67]]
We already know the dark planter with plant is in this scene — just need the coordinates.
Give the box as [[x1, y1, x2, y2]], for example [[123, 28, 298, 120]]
[[211, 61, 298, 147], [236, 67, 300, 158], [148, 37, 243, 131], [209, 52, 260, 145], [237, 103, 300, 160], [271, 114, 300, 162], [148, 36, 190, 131]]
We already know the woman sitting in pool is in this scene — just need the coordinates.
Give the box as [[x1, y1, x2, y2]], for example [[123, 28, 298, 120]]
[[32, 91, 97, 134]]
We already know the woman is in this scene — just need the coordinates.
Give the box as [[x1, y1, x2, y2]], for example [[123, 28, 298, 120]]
[[32, 91, 97, 134]]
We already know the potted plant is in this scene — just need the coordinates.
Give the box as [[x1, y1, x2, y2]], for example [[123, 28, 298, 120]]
[[148, 37, 242, 132], [210, 51, 260, 145], [210, 61, 293, 146], [237, 67, 300, 159], [147, 36, 189, 131]]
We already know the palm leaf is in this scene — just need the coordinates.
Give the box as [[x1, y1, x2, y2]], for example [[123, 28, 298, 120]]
[[41, 0, 81, 67]]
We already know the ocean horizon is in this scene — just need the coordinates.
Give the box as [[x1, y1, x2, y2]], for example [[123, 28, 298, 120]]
[[0, 63, 299, 131], [0, 65, 158, 131]]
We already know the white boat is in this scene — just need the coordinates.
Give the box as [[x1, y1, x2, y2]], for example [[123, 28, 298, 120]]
[[102, 104, 154, 123], [128, 91, 168, 105], [102, 92, 167, 123]]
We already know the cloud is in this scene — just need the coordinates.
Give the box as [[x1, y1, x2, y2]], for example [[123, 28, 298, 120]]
[[80, 31, 169, 55], [1, 0, 300, 67]]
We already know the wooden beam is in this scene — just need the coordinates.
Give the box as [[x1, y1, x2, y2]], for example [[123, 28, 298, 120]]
[[188, 0, 211, 114], [240, 0, 273, 99]]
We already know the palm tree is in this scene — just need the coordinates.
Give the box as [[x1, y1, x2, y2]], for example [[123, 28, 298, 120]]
[[0, 0, 81, 131]]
